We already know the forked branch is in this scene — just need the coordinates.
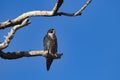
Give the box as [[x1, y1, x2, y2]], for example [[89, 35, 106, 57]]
[[0, 0, 92, 29], [0, 18, 30, 50]]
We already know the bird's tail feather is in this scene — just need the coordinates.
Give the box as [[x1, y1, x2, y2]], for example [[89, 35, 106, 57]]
[[46, 58, 53, 71]]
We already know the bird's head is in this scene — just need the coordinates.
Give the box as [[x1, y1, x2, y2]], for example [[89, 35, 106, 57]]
[[47, 29, 55, 38], [47, 29, 55, 34]]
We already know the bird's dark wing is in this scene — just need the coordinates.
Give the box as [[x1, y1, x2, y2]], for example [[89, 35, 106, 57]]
[[52, 34, 57, 53], [43, 35, 50, 50]]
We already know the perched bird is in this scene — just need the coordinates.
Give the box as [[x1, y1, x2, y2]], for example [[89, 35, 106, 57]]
[[43, 29, 57, 71]]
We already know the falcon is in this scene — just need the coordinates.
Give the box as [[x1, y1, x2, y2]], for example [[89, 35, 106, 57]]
[[43, 29, 57, 71]]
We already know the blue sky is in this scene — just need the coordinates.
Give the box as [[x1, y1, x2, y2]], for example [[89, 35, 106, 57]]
[[0, 0, 120, 80]]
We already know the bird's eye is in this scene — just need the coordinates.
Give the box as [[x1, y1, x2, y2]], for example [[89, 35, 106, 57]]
[[50, 30, 53, 33]]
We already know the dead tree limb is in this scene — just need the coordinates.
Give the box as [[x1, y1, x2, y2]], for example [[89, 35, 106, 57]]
[[0, 18, 30, 50], [0, 0, 92, 29], [0, 50, 63, 60]]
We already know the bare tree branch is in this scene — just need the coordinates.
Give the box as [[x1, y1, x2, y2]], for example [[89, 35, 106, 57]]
[[52, 0, 63, 14], [0, 18, 30, 50], [0, 50, 63, 60], [74, 0, 92, 16], [56, 0, 92, 16], [0, 0, 92, 29]]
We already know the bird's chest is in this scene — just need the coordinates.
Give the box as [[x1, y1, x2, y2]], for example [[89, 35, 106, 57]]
[[47, 38, 55, 46]]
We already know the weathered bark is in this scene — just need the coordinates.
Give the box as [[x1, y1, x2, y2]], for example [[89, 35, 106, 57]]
[[0, 50, 63, 60]]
